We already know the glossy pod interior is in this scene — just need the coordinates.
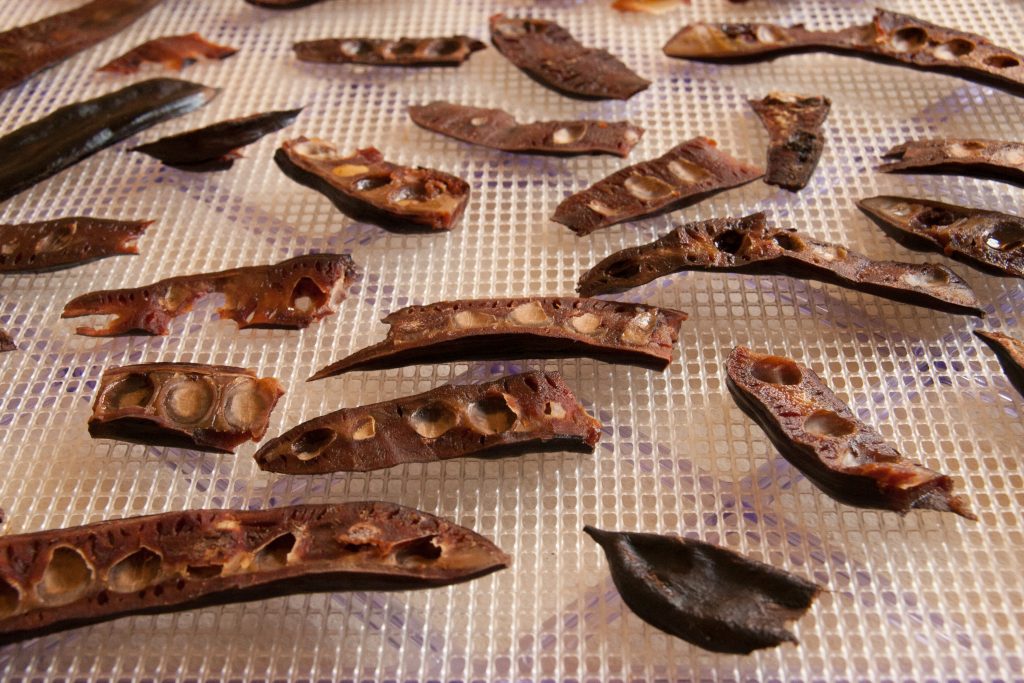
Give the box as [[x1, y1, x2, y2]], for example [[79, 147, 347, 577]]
[[0, 217, 152, 274]]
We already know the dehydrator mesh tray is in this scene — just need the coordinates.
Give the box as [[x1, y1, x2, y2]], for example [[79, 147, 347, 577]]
[[1, 0, 1022, 680]]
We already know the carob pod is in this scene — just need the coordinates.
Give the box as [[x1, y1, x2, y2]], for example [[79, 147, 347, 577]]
[[309, 297, 687, 379], [98, 33, 238, 74], [275, 137, 470, 232], [611, 0, 686, 14], [663, 9, 1024, 98], [62, 253, 358, 336], [0, 329, 14, 353], [749, 93, 831, 191], [131, 108, 302, 172], [584, 526, 822, 654], [858, 196, 1024, 278], [877, 139, 1024, 186], [0, 78, 219, 203], [246, 0, 329, 7], [0, 217, 151, 274], [294, 36, 486, 67], [0, 501, 509, 645], [553, 137, 763, 236], [577, 212, 985, 317], [727, 346, 976, 518], [256, 371, 600, 474], [0, 0, 163, 93], [975, 330, 1024, 399], [489, 15, 650, 101], [408, 101, 644, 158], [90, 363, 285, 453]]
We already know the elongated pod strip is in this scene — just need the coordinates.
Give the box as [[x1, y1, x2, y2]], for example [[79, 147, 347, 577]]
[[663, 9, 1024, 98], [62, 253, 358, 336], [490, 15, 649, 100], [749, 93, 830, 191], [310, 298, 686, 380], [877, 139, 1024, 186], [0, 0, 163, 93], [0, 79, 219, 203], [858, 196, 1024, 278], [98, 33, 238, 74], [408, 102, 644, 157], [553, 137, 763, 235], [577, 213, 984, 316], [0, 502, 509, 645], [975, 331, 1024, 399], [727, 346, 975, 518], [275, 138, 470, 231], [90, 363, 285, 453], [294, 36, 485, 67], [0, 329, 14, 353], [611, 0, 686, 14], [584, 526, 821, 653], [0, 217, 151, 273]]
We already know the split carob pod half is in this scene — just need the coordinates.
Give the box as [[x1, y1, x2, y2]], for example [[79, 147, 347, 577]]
[[0, 502, 509, 645], [0, 78, 219, 203], [749, 93, 831, 192], [0, 217, 152, 274], [489, 14, 650, 100], [858, 196, 1024, 278], [98, 33, 238, 74], [408, 101, 644, 158], [256, 371, 600, 474], [309, 297, 688, 380], [294, 36, 486, 67], [576, 212, 986, 317], [553, 137, 763, 236], [90, 363, 285, 453], [727, 346, 976, 519], [975, 330, 1024, 399], [0, 329, 14, 353], [662, 8, 1024, 98], [584, 526, 822, 654], [877, 139, 1024, 186], [62, 253, 358, 336]]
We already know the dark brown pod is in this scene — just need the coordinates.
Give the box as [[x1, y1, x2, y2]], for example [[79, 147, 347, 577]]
[[976, 330, 1024, 399], [577, 212, 985, 317], [98, 33, 238, 74], [490, 15, 650, 101], [552, 137, 763, 236], [585, 526, 822, 654], [877, 139, 1024, 186], [749, 93, 830, 191], [257, 371, 600, 474], [858, 196, 1024, 278], [0, 329, 14, 353], [663, 9, 1024, 98], [0, 501, 509, 645], [294, 36, 485, 67], [90, 363, 286, 453], [309, 297, 687, 380], [62, 253, 358, 336], [727, 346, 975, 518], [408, 102, 644, 158], [275, 137, 470, 232], [0, 216, 151, 273]]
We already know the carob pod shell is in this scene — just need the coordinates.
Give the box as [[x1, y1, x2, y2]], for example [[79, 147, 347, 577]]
[[585, 526, 822, 654], [90, 363, 286, 453], [0, 329, 14, 353], [309, 297, 688, 379], [726, 346, 975, 518], [98, 33, 239, 74], [0, 216, 151, 273], [975, 330, 1024, 399], [877, 139, 1024, 186], [749, 93, 831, 191], [256, 371, 601, 473], [294, 36, 486, 67], [0, 501, 509, 645]]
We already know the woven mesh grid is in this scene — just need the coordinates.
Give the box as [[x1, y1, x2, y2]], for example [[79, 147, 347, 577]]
[[1, 0, 1022, 680]]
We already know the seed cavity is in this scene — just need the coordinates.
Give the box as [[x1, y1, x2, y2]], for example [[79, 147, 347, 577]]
[[570, 312, 601, 334], [466, 394, 518, 434], [995, 147, 1024, 166], [915, 208, 956, 227], [253, 533, 297, 571], [354, 176, 391, 192], [454, 310, 498, 328], [409, 402, 458, 439], [624, 175, 674, 201], [222, 379, 266, 430], [903, 266, 950, 288], [509, 301, 550, 326], [186, 564, 223, 579], [551, 123, 587, 145], [340, 40, 371, 56], [352, 416, 376, 440], [292, 427, 337, 460], [891, 26, 927, 52], [161, 377, 216, 425], [331, 164, 370, 177], [391, 183, 429, 204], [108, 548, 162, 593], [425, 38, 462, 56], [0, 578, 20, 618], [933, 39, 974, 60], [773, 233, 805, 252], [985, 221, 1024, 251], [393, 535, 443, 565], [38, 546, 94, 606], [751, 356, 802, 385], [621, 311, 655, 345], [804, 410, 858, 438], [545, 401, 567, 419], [102, 373, 155, 411], [985, 54, 1020, 69], [667, 160, 710, 184], [587, 200, 618, 217], [470, 116, 487, 126], [714, 229, 745, 255]]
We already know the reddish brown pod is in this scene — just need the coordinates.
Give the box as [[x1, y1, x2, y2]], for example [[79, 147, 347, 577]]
[[976, 330, 1024, 399], [98, 33, 238, 74], [294, 36, 485, 67], [246, 0, 329, 7], [877, 139, 1024, 186], [0, 217, 151, 274], [749, 93, 831, 191]]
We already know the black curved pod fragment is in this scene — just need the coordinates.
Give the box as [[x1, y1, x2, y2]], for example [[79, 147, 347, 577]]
[[0, 217, 151, 273], [975, 330, 1024, 399], [294, 36, 485, 67], [877, 139, 1024, 187]]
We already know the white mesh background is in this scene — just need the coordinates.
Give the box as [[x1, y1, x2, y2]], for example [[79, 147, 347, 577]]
[[1, 0, 1022, 680]]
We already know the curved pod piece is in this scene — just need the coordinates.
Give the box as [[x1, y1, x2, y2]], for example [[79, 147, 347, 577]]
[[877, 139, 1024, 186], [858, 196, 1024, 278], [490, 15, 650, 100], [0, 329, 14, 353], [62, 253, 358, 336], [98, 33, 238, 74], [975, 330, 1024, 399], [0, 217, 151, 273], [294, 36, 485, 67], [727, 346, 975, 518], [90, 363, 286, 453], [577, 212, 985, 317], [749, 93, 831, 191], [0, 502, 509, 645], [275, 138, 470, 231], [585, 526, 822, 654]]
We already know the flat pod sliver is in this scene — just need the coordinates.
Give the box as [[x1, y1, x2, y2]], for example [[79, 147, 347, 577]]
[[0, 216, 151, 273], [294, 36, 485, 67], [975, 330, 1024, 399], [877, 139, 1024, 186], [98, 33, 239, 74]]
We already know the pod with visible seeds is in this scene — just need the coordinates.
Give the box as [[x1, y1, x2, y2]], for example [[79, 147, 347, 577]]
[[0, 217, 151, 274], [294, 36, 485, 67], [877, 139, 1024, 186]]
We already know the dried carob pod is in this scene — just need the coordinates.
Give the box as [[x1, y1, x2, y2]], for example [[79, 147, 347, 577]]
[[0, 329, 14, 353], [246, 0, 330, 7], [611, 0, 686, 14], [408, 101, 644, 158], [98, 33, 238, 74], [0, 217, 151, 274], [62, 253, 358, 336], [584, 526, 822, 654], [858, 196, 1024, 278], [749, 93, 831, 191], [577, 212, 985, 317], [294, 36, 485, 67], [0, 501, 509, 645], [553, 137, 763, 236], [90, 363, 285, 453], [490, 15, 650, 101], [975, 330, 1024, 399], [257, 371, 600, 474], [877, 139, 1024, 186], [310, 298, 687, 379], [275, 138, 470, 232], [663, 9, 1024, 98], [727, 346, 975, 518]]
